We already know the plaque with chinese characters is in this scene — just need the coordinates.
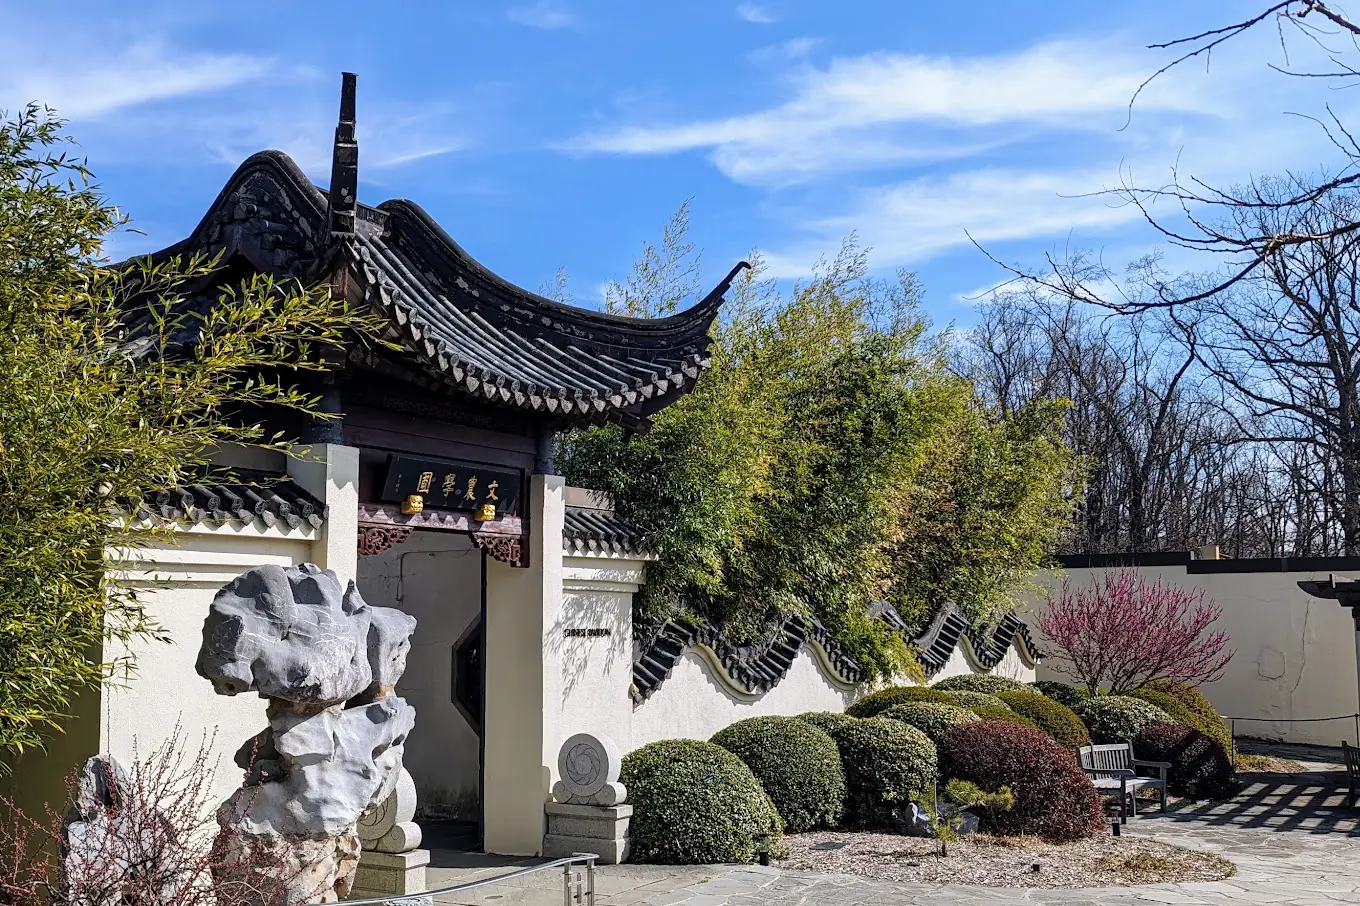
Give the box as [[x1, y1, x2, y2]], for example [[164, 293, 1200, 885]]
[[379, 455, 521, 517]]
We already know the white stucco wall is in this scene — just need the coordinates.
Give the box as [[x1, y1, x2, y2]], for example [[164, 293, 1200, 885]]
[[483, 475, 564, 856], [931, 640, 1036, 684], [555, 554, 647, 763], [1029, 565, 1360, 746], [631, 646, 860, 748], [106, 522, 318, 808], [357, 531, 483, 820]]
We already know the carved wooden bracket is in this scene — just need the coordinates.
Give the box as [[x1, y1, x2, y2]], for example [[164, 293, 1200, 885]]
[[358, 524, 414, 557], [473, 531, 527, 568]]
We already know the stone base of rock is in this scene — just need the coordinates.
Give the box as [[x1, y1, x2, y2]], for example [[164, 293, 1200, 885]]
[[543, 803, 631, 865], [350, 849, 431, 898], [214, 829, 360, 905]]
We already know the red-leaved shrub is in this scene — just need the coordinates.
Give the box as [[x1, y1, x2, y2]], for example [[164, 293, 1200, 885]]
[[1134, 722, 1241, 801], [937, 721, 1104, 841]]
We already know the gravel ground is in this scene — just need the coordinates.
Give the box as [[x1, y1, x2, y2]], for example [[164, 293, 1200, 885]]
[[778, 831, 1236, 888]]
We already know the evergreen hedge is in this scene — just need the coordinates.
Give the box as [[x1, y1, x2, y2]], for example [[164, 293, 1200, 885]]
[[620, 739, 782, 864], [711, 716, 846, 832], [995, 690, 1090, 749], [825, 717, 938, 828], [846, 685, 954, 717], [878, 701, 979, 742]]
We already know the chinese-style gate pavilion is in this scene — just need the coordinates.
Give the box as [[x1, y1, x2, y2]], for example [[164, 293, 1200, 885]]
[[133, 72, 744, 858]]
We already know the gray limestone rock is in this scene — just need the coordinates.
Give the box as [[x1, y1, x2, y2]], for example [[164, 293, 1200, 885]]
[[196, 563, 374, 705], [221, 696, 416, 838], [61, 755, 193, 906], [357, 606, 417, 703], [202, 562, 421, 904]]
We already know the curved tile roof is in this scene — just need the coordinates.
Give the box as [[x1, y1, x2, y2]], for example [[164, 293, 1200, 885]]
[[137, 476, 327, 531], [629, 601, 1043, 702], [126, 150, 745, 430], [562, 505, 649, 555]]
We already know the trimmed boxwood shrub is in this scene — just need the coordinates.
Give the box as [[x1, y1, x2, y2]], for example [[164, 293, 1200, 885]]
[[938, 721, 1105, 841], [1127, 688, 1204, 733], [825, 717, 938, 828], [1134, 722, 1241, 801], [1030, 680, 1091, 710], [712, 716, 846, 832], [932, 674, 1030, 695], [796, 711, 859, 735], [995, 691, 1090, 749], [970, 705, 1039, 729], [944, 690, 1009, 711], [1078, 696, 1171, 744], [1141, 681, 1233, 752], [846, 685, 954, 717], [620, 739, 782, 864], [878, 702, 979, 742]]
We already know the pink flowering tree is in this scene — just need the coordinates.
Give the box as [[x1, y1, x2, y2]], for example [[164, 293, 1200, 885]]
[[1039, 570, 1233, 694]]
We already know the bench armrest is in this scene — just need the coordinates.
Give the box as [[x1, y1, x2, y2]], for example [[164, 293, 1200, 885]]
[[1132, 759, 1171, 779]]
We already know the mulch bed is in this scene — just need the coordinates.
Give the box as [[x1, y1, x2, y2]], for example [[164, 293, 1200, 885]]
[[778, 831, 1235, 888]]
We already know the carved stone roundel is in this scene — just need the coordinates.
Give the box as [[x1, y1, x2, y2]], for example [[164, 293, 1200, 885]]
[[358, 768, 417, 844], [557, 733, 621, 799]]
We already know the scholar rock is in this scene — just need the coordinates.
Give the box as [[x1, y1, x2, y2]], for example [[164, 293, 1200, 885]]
[[221, 697, 415, 838], [197, 563, 373, 705], [203, 563, 420, 905]]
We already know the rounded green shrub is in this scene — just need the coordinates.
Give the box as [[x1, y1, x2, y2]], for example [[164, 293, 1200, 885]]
[[995, 691, 1090, 749], [878, 702, 979, 742], [970, 705, 1040, 729], [1078, 696, 1171, 744], [711, 716, 846, 832], [1134, 722, 1241, 801], [1126, 688, 1200, 729], [796, 711, 859, 735], [938, 721, 1104, 841], [846, 685, 953, 718], [932, 674, 1030, 695], [1030, 680, 1091, 710], [1141, 681, 1232, 752], [945, 690, 1010, 711], [620, 739, 782, 864], [824, 717, 938, 828]]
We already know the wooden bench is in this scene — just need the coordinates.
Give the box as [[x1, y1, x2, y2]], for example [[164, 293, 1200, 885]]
[[1344, 741, 1360, 806], [1078, 743, 1170, 823]]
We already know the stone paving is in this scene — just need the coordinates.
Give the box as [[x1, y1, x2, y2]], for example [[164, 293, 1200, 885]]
[[423, 766, 1360, 906]]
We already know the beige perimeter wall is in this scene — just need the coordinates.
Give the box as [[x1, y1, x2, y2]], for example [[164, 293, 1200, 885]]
[[1027, 565, 1360, 746]]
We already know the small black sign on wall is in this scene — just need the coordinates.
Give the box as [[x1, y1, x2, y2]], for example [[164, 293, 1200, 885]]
[[380, 455, 522, 517]]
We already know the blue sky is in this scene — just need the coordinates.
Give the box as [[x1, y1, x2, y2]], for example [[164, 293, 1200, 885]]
[[2, 1, 1352, 325]]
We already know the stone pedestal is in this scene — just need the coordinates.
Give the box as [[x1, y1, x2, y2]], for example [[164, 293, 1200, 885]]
[[350, 849, 431, 898], [543, 803, 631, 865]]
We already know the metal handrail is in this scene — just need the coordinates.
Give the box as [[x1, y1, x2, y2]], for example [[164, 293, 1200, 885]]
[[334, 852, 598, 906]]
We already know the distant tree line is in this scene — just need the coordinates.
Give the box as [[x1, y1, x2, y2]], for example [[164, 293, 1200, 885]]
[[960, 183, 1360, 557], [958, 3, 1360, 558]]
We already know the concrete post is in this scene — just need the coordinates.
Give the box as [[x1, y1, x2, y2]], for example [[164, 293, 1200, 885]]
[[482, 474, 565, 856], [287, 443, 360, 583]]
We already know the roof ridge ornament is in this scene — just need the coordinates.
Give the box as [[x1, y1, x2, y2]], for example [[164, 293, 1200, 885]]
[[326, 72, 359, 240]]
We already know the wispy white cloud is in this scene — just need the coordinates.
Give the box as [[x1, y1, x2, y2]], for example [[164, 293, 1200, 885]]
[[507, 1, 578, 30], [194, 103, 468, 178], [748, 37, 818, 64], [0, 39, 269, 119], [761, 167, 1145, 276], [736, 4, 777, 24], [571, 40, 1212, 185]]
